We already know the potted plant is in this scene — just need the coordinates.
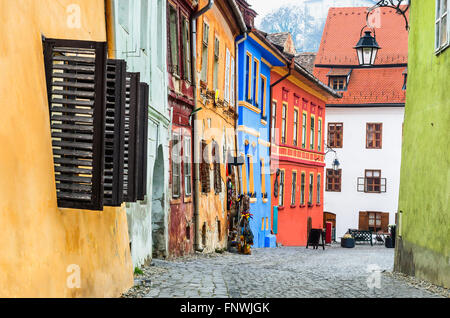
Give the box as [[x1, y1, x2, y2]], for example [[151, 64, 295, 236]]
[[385, 224, 396, 248], [341, 233, 355, 248]]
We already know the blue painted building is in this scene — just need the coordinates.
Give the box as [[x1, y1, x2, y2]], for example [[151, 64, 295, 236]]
[[235, 0, 285, 248]]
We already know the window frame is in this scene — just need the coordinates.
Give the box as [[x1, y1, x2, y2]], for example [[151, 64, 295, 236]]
[[245, 52, 252, 102], [200, 21, 209, 83], [326, 169, 342, 192], [172, 132, 181, 198], [358, 169, 387, 194], [330, 76, 347, 91], [318, 118, 322, 152], [168, 4, 180, 76], [316, 173, 321, 205], [271, 100, 277, 143], [181, 15, 192, 82], [279, 169, 285, 207], [184, 136, 192, 196], [252, 58, 260, 106], [300, 172, 306, 205], [366, 123, 383, 149], [260, 74, 267, 118], [435, 0, 449, 54], [308, 173, 314, 206], [281, 103, 287, 144], [291, 171, 297, 206], [328, 122, 343, 148], [293, 108, 299, 146], [302, 112, 307, 148], [310, 115, 315, 150]]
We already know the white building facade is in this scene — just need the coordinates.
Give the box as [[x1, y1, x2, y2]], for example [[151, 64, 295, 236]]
[[112, 0, 170, 266], [324, 106, 404, 240]]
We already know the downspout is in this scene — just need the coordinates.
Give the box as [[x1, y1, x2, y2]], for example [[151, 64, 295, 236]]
[[234, 31, 248, 196], [192, 0, 214, 252], [269, 58, 294, 157]]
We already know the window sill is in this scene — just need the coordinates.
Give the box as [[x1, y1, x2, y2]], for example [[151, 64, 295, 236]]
[[299, 204, 306, 208], [290, 204, 296, 208], [262, 199, 268, 204], [250, 198, 257, 204], [278, 206, 285, 211], [316, 204, 321, 207], [435, 43, 450, 55], [171, 198, 182, 205], [184, 196, 192, 203]]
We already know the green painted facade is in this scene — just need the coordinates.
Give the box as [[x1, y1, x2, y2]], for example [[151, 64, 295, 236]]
[[394, 0, 450, 288]]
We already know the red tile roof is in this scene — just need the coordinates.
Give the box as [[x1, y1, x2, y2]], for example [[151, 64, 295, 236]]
[[315, 6, 409, 66], [314, 6, 408, 105], [315, 67, 406, 105]]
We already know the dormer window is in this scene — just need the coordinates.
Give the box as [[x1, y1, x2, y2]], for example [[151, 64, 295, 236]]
[[330, 77, 347, 91], [402, 67, 407, 90], [327, 69, 352, 91]]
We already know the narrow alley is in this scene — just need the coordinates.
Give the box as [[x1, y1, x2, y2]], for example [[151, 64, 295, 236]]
[[124, 246, 445, 298]]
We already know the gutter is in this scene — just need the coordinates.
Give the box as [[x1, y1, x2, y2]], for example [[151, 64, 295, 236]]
[[192, 0, 214, 252], [269, 58, 295, 157], [234, 31, 248, 196]]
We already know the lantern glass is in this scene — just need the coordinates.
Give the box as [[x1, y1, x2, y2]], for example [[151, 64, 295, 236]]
[[332, 159, 340, 171], [354, 30, 380, 66]]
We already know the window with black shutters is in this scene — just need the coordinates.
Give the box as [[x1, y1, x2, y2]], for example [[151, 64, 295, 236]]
[[104, 59, 127, 207], [43, 38, 107, 211], [201, 140, 210, 193], [123, 72, 140, 202], [213, 141, 222, 194]]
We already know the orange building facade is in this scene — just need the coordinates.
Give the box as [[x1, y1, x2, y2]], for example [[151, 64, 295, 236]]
[[270, 65, 339, 246]]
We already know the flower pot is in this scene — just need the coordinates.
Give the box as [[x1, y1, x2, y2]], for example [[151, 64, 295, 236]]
[[341, 237, 355, 248], [385, 236, 394, 248]]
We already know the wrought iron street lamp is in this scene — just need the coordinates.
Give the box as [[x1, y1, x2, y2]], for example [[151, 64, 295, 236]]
[[354, 0, 410, 66], [324, 144, 341, 171], [332, 158, 340, 171], [354, 28, 381, 66]]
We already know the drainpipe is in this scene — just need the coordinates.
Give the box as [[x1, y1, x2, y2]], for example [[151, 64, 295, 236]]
[[192, 0, 214, 252], [269, 58, 294, 157], [234, 31, 247, 196]]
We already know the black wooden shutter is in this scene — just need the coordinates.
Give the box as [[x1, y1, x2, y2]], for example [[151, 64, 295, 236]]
[[104, 59, 127, 206], [43, 38, 107, 211], [136, 82, 149, 201], [123, 72, 140, 202]]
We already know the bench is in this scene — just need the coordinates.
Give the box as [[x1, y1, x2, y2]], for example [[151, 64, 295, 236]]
[[348, 229, 373, 246]]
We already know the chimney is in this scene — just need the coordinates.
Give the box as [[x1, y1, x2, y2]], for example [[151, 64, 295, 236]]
[[235, 0, 257, 29]]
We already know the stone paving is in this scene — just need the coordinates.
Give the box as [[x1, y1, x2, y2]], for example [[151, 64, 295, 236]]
[[141, 245, 443, 298]]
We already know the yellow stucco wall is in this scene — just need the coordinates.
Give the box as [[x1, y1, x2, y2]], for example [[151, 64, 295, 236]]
[[0, 0, 133, 297], [195, 0, 238, 252]]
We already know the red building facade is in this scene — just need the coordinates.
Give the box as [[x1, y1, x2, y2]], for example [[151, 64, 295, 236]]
[[167, 0, 196, 257], [270, 62, 339, 246]]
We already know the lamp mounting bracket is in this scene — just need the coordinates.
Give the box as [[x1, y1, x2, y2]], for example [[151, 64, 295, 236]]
[[366, 0, 410, 31]]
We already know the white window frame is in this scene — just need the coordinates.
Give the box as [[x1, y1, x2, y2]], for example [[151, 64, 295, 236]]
[[436, 0, 449, 53], [184, 136, 192, 196], [230, 56, 235, 106], [224, 48, 230, 102], [172, 132, 181, 198]]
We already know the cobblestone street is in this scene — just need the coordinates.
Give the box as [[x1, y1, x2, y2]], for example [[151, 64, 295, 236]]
[[136, 245, 444, 298]]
